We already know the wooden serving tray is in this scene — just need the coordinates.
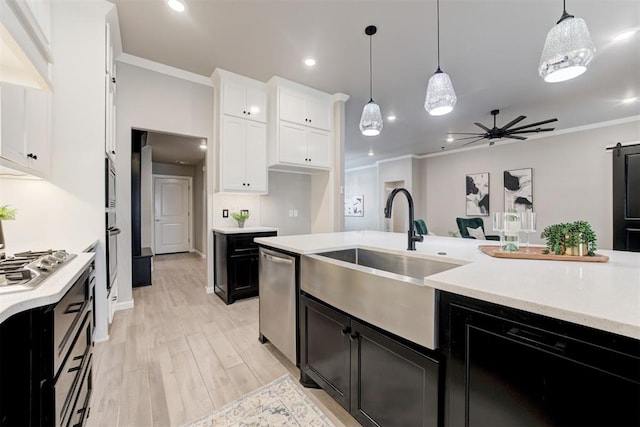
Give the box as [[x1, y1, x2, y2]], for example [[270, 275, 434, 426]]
[[478, 245, 609, 263]]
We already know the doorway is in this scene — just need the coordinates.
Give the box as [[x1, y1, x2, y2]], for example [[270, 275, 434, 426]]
[[153, 175, 192, 254], [384, 180, 406, 232], [613, 143, 640, 251]]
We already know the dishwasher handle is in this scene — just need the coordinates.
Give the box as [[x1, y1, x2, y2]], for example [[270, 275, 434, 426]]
[[262, 252, 294, 265]]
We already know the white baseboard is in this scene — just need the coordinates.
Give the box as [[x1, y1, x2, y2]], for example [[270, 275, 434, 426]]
[[192, 249, 206, 258], [206, 286, 215, 294], [115, 300, 134, 312], [94, 334, 110, 343]]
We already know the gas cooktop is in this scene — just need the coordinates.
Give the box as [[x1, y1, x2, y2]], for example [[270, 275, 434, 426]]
[[0, 250, 77, 294]]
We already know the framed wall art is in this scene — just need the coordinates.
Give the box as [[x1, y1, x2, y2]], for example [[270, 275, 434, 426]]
[[466, 173, 490, 216], [504, 168, 533, 212], [345, 195, 364, 217]]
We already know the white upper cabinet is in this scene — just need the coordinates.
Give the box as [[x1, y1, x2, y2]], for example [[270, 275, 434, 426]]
[[279, 88, 332, 131], [212, 69, 268, 193], [267, 77, 334, 171], [0, 0, 53, 91], [0, 83, 51, 177], [223, 80, 267, 123]]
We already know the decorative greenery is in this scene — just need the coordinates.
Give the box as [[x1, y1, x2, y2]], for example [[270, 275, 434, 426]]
[[540, 220, 597, 256], [0, 205, 17, 220], [448, 231, 460, 238], [231, 211, 250, 222]]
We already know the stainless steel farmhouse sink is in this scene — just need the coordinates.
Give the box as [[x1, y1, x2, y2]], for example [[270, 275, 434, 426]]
[[301, 248, 461, 349]]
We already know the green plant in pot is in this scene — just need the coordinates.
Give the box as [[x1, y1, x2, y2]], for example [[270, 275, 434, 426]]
[[0, 205, 18, 249], [540, 220, 597, 256], [231, 211, 250, 228]]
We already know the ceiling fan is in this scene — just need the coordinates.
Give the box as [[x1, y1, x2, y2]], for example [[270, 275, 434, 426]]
[[452, 109, 558, 146]]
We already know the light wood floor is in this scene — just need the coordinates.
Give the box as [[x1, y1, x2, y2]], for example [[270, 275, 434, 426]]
[[87, 252, 357, 427]]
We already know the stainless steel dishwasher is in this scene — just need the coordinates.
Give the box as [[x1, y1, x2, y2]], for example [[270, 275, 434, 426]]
[[258, 247, 297, 364]]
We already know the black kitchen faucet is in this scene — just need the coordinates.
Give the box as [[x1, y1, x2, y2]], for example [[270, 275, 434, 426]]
[[384, 188, 423, 251]]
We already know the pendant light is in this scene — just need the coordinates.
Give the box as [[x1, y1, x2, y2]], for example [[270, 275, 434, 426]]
[[424, 0, 457, 116], [539, 0, 595, 83], [359, 25, 383, 136]]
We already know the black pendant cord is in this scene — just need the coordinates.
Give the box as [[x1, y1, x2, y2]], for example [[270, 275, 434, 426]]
[[436, 0, 441, 70], [558, 0, 574, 23], [369, 31, 373, 102]]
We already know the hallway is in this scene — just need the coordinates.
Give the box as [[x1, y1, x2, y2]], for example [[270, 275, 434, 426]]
[[88, 253, 354, 426]]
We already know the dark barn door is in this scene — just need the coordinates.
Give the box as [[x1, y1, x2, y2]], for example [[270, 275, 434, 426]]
[[613, 144, 640, 251]]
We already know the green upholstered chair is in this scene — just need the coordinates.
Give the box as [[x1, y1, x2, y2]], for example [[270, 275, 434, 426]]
[[414, 219, 428, 235], [456, 217, 500, 241]]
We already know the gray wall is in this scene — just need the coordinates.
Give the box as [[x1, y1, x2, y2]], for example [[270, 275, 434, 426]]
[[261, 171, 311, 236], [193, 160, 205, 253], [344, 166, 378, 231], [152, 162, 195, 177], [424, 120, 640, 248]]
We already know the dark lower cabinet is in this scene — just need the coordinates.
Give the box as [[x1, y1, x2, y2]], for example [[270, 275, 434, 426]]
[[300, 294, 441, 427], [214, 231, 276, 304], [439, 291, 640, 427]]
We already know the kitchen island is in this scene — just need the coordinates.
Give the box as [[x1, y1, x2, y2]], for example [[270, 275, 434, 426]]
[[256, 230, 640, 427]]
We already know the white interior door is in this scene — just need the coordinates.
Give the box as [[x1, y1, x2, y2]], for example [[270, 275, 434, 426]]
[[154, 176, 191, 254]]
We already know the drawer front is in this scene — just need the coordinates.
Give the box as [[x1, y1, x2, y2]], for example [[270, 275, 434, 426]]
[[53, 268, 90, 376], [228, 232, 276, 254], [55, 312, 91, 426], [65, 354, 92, 427]]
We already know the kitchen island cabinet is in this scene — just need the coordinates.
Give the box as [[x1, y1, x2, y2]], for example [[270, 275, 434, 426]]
[[300, 294, 440, 427], [255, 231, 640, 426], [439, 291, 640, 426]]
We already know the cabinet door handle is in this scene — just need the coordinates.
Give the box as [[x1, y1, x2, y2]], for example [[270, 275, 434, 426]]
[[506, 327, 567, 354], [349, 332, 360, 341], [111, 150, 116, 155], [243, 110, 246, 114], [341, 326, 351, 336], [27, 153, 38, 160], [64, 302, 84, 314], [247, 183, 250, 186]]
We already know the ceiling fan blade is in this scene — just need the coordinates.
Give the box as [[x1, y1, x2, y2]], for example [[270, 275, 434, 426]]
[[456, 135, 488, 140], [474, 122, 491, 132], [509, 127, 555, 134], [449, 132, 485, 135], [501, 115, 526, 130], [508, 118, 558, 132], [504, 135, 527, 140], [463, 137, 486, 146]]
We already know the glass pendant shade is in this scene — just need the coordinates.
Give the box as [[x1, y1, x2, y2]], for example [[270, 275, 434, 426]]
[[424, 69, 457, 116], [539, 16, 595, 83], [360, 100, 383, 136]]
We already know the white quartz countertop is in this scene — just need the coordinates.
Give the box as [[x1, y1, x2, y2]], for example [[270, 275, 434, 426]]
[[255, 231, 640, 340], [212, 226, 278, 234], [0, 253, 94, 323]]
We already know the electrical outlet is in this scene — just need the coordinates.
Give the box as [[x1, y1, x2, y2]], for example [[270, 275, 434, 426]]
[[288, 209, 294, 217], [222, 209, 229, 218], [241, 209, 249, 216], [293, 209, 298, 217]]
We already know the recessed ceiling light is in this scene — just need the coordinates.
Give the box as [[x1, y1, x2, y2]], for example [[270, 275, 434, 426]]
[[446, 135, 454, 143], [613, 29, 637, 42], [368, 149, 374, 156], [303, 57, 316, 67], [168, 0, 185, 12], [622, 96, 638, 104], [199, 143, 207, 150], [249, 106, 260, 114], [387, 115, 396, 121], [176, 160, 190, 165]]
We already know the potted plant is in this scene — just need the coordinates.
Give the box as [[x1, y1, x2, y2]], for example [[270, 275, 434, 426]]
[[540, 220, 597, 256], [231, 211, 250, 228], [0, 205, 18, 249]]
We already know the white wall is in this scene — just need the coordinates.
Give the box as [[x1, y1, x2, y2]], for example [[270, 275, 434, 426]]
[[261, 171, 311, 235], [344, 165, 378, 231], [378, 156, 419, 231], [0, 1, 112, 341], [424, 120, 640, 248], [116, 62, 214, 305]]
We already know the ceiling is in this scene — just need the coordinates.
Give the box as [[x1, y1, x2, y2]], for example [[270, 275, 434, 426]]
[[111, 0, 640, 169], [146, 131, 206, 165]]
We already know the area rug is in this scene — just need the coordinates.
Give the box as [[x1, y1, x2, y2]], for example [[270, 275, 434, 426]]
[[184, 375, 336, 427]]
